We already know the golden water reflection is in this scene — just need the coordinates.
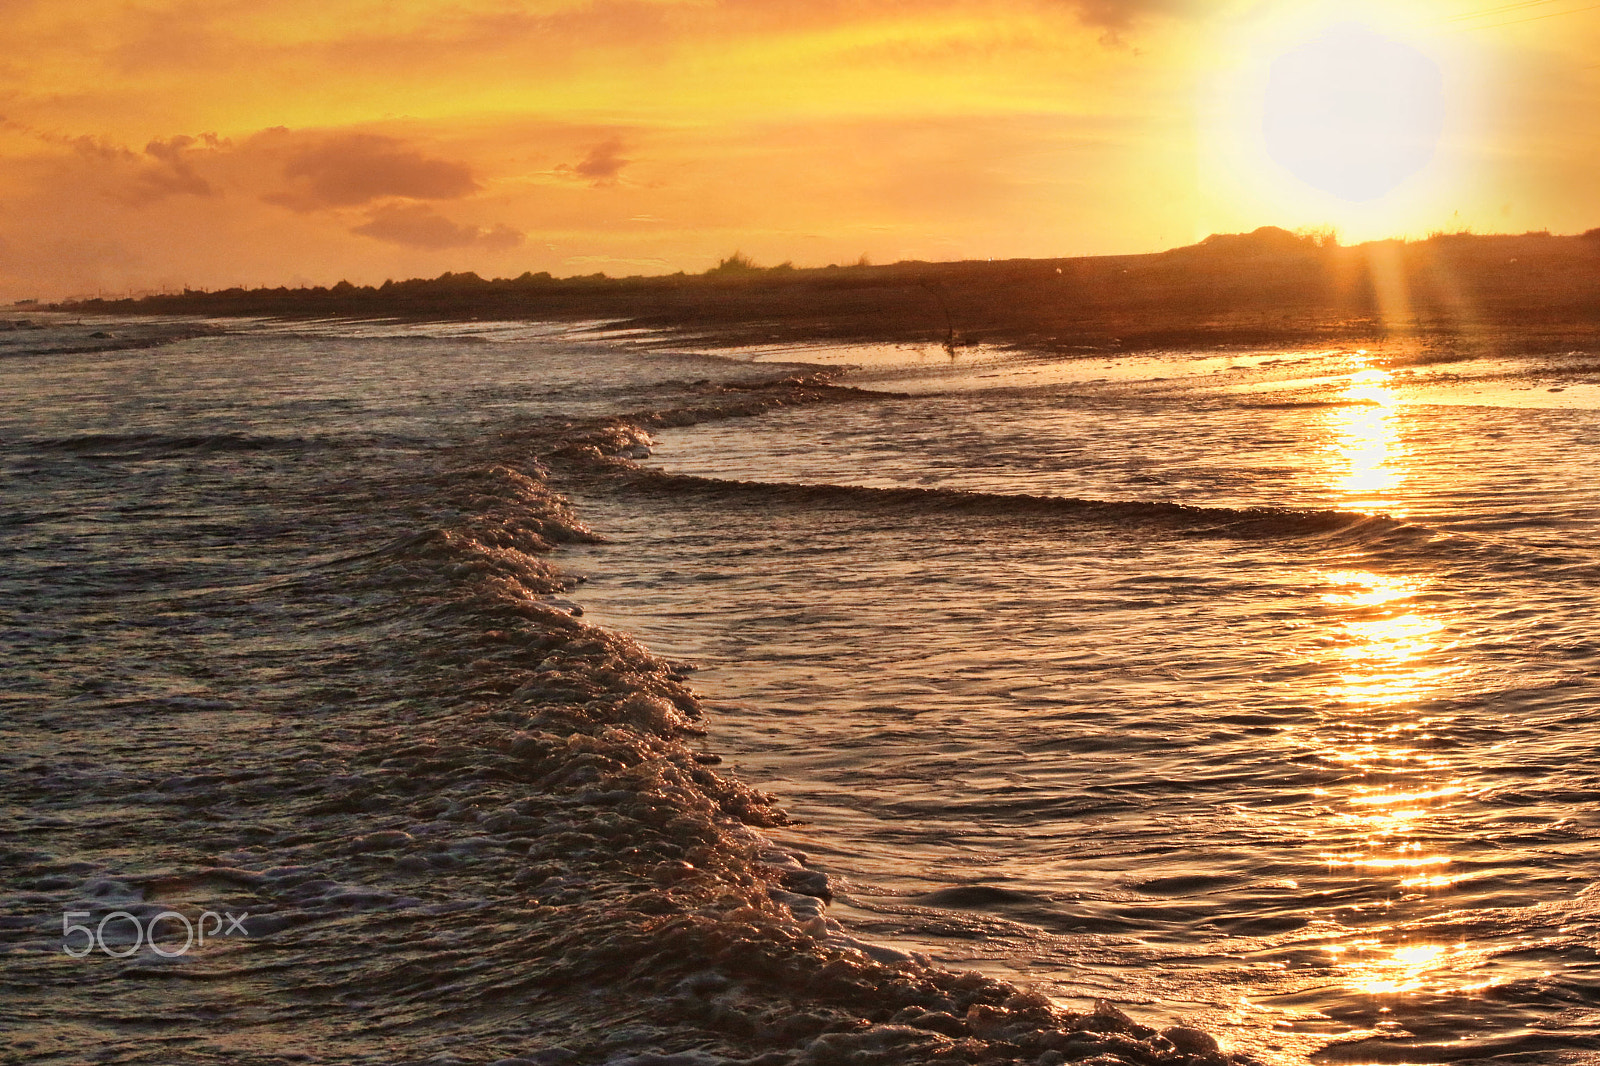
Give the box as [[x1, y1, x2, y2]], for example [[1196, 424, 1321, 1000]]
[[1319, 571, 1448, 709], [1324, 357, 1407, 510], [1304, 565, 1474, 1001], [1330, 941, 1482, 996], [1300, 369, 1480, 1004]]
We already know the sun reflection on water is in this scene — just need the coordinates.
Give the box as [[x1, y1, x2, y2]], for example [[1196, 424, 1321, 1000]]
[[1324, 357, 1407, 510], [1331, 941, 1475, 996], [1319, 570, 1449, 709], [1303, 565, 1476, 1001], [1298, 377, 1483, 1006]]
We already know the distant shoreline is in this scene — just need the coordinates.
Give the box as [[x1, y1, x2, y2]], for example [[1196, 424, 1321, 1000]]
[[51, 227, 1600, 357]]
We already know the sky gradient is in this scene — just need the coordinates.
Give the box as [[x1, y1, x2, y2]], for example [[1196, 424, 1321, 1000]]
[[3, 0, 1598, 300]]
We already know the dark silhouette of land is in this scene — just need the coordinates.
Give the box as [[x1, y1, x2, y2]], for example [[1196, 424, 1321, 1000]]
[[54, 227, 1600, 354]]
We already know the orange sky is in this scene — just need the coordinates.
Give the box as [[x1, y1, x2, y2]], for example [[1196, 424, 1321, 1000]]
[[3, 0, 1597, 300]]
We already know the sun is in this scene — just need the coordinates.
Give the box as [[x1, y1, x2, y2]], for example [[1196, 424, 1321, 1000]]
[[1263, 22, 1445, 202], [1194, 0, 1485, 243]]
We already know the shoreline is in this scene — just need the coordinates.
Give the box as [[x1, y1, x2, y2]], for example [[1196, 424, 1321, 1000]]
[[3, 370, 1253, 1065], [43, 229, 1600, 359], [409, 389, 1259, 1064]]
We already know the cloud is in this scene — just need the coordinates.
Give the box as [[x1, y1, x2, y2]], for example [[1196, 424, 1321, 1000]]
[[66, 135, 138, 163], [560, 138, 630, 185], [350, 203, 522, 250], [266, 133, 479, 211], [124, 134, 220, 204], [1062, 0, 1200, 31], [35, 128, 222, 206]]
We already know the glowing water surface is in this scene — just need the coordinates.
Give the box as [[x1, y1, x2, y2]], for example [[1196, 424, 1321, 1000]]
[[9, 318, 1595, 1064], [568, 342, 1600, 1064]]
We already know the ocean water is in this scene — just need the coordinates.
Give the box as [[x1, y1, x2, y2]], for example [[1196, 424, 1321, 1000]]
[[566, 342, 1600, 1063], [2, 315, 1598, 1065]]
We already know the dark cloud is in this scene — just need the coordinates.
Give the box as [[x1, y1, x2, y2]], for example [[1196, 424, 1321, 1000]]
[[125, 134, 220, 203], [144, 133, 223, 162], [50, 130, 222, 206], [351, 203, 523, 250], [1063, 0, 1196, 31], [266, 133, 479, 212], [67, 135, 138, 163], [559, 138, 630, 185]]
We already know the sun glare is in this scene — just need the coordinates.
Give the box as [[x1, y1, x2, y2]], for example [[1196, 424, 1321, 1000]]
[[1197, 0, 1488, 241], [1262, 23, 1444, 202]]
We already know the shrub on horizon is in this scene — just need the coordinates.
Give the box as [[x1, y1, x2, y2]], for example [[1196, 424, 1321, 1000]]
[[706, 251, 759, 274]]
